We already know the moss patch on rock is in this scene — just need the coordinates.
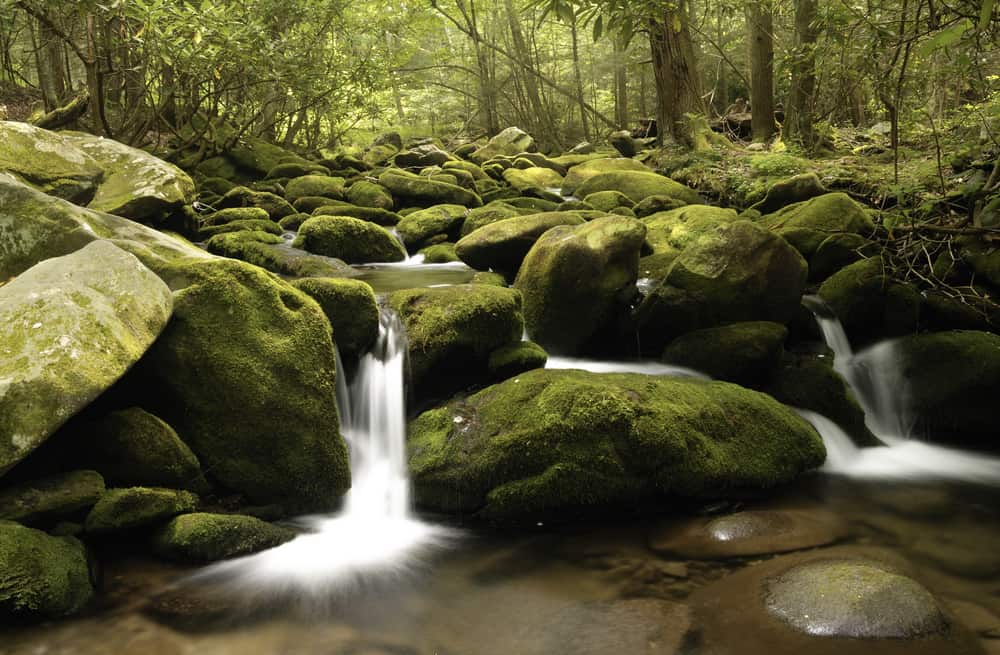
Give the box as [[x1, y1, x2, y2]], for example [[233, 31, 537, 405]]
[[290, 277, 379, 362], [395, 204, 468, 249], [0, 471, 105, 525], [293, 216, 406, 264], [152, 512, 295, 562], [662, 321, 787, 386], [84, 487, 198, 534], [455, 212, 586, 278], [575, 171, 700, 205]]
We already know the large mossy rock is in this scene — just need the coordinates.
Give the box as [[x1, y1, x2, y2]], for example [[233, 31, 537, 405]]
[[290, 277, 379, 363], [0, 521, 94, 620], [758, 193, 875, 258], [84, 487, 198, 534], [217, 186, 295, 221], [0, 120, 103, 203], [455, 212, 586, 278], [0, 471, 105, 525], [76, 408, 209, 492], [661, 321, 787, 386], [152, 512, 295, 563], [284, 175, 345, 204], [395, 204, 468, 249], [895, 330, 1000, 449], [502, 166, 564, 191], [378, 170, 482, 208], [206, 230, 354, 278], [62, 131, 195, 222], [460, 202, 524, 236], [293, 215, 406, 264], [388, 285, 523, 400], [560, 157, 647, 196], [514, 216, 646, 354], [346, 180, 394, 210], [635, 221, 808, 354], [133, 258, 350, 511], [817, 257, 920, 346], [748, 173, 829, 215], [469, 127, 536, 164], [0, 241, 173, 476], [575, 171, 700, 205], [642, 205, 740, 261], [408, 369, 825, 523]]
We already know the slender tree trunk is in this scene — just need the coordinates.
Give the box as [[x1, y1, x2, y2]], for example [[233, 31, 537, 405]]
[[647, 1, 704, 146], [786, 0, 818, 147], [570, 14, 590, 140], [38, 21, 67, 110], [745, 0, 775, 142], [503, 0, 551, 142], [614, 35, 628, 129]]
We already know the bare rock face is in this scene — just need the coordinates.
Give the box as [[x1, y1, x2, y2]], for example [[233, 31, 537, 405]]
[[0, 120, 103, 203]]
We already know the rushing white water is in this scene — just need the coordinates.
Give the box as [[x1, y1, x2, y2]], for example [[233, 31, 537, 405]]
[[800, 296, 1000, 484], [188, 311, 453, 597], [546, 356, 709, 378]]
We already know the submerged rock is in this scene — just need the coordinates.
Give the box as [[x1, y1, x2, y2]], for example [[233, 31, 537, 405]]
[[0, 520, 94, 620], [515, 215, 646, 354], [0, 471, 105, 525], [152, 512, 295, 563], [293, 215, 406, 264], [0, 120, 103, 203], [408, 368, 825, 522], [0, 241, 173, 475]]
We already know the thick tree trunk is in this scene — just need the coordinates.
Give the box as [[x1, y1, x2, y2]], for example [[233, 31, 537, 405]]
[[786, 0, 818, 147], [647, 2, 704, 146], [745, 0, 775, 142], [38, 21, 67, 111]]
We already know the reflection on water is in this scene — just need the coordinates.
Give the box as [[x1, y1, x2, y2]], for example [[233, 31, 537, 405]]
[[4, 477, 998, 655], [352, 262, 475, 294]]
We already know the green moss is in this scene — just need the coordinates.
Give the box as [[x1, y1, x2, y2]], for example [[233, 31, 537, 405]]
[[217, 186, 295, 220], [293, 196, 343, 214], [748, 153, 811, 178], [809, 233, 876, 282], [133, 258, 350, 511], [0, 121, 103, 203], [407, 369, 825, 523], [758, 193, 875, 257], [583, 190, 635, 212], [560, 157, 647, 196], [363, 143, 399, 168], [443, 160, 488, 180], [315, 204, 401, 226], [379, 170, 483, 208], [0, 521, 94, 619], [488, 341, 547, 379], [418, 242, 460, 263], [293, 216, 406, 264], [205, 230, 353, 278], [469, 127, 535, 164], [0, 471, 105, 524], [472, 271, 508, 287], [84, 487, 198, 534], [200, 207, 271, 227], [346, 180, 394, 210], [389, 285, 523, 399], [198, 219, 282, 239], [502, 167, 564, 191], [514, 216, 646, 354], [748, 173, 828, 214], [662, 322, 787, 385], [278, 212, 312, 230], [290, 277, 379, 361], [642, 205, 740, 257], [817, 257, 920, 345], [152, 512, 295, 562], [504, 196, 560, 213], [265, 162, 329, 181], [395, 204, 468, 249], [455, 212, 586, 277], [576, 171, 700, 205]]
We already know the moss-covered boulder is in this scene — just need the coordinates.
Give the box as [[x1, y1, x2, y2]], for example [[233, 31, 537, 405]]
[[395, 204, 468, 249], [84, 487, 198, 534], [206, 230, 354, 278], [635, 221, 807, 353], [198, 218, 282, 239], [0, 471, 105, 525], [76, 408, 209, 492], [227, 137, 300, 177], [576, 171, 700, 205], [957, 235, 1000, 288], [582, 190, 635, 213], [133, 258, 350, 511], [217, 186, 295, 221], [764, 353, 878, 447], [290, 278, 379, 362], [460, 202, 523, 236], [152, 512, 295, 562], [502, 166, 564, 191], [346, 180, 395, 210], [0, 120, 103, 203], [284, 175, 345, 204], [758, 193, 875, 258], [314, 204, 401, 226], [470, 127, 536, 164], [388, 285, 523, 399], [0, 521, 94, 619], [748, 172, 829, 215], [642, 205, 741, 262], [634, 195, 689, 218], [662, 322, 787, 386], [293, 216, 405, 264], [199, 206, 271, 227], [0, 241, 173, 475], [515, 216, 646, 354], [62, 131, 195, 222], [265, 161, 329, 180], [895, 330, 1000, 449], [455, 212, 587, 278], [488, 341, 548, 380], [809, 233, 877, 282], [817, 257, 920, 346], [560, 157, 647, 196], [408, 369, 825, 523], [415, 242, 458, 263], [379, 170, 483, 208]]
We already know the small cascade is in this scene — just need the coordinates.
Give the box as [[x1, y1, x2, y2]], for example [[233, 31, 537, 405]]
[[188, 309, 453, 597], [800, 295, 1000, 484], [546, 356, 708, 378]]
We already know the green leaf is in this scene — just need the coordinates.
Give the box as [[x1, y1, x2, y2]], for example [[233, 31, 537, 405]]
[[980, 0, 995, 31], [918, 19, 972, 56], [592, 14, 603, 41]]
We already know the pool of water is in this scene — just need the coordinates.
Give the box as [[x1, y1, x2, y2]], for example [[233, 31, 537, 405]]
[[351, 262, 476, 294], [4, 476, 997, 655]]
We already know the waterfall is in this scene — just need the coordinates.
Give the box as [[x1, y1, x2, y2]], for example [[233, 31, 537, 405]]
[[799, 296, 1000, 485], [188, 309, 453, 597]]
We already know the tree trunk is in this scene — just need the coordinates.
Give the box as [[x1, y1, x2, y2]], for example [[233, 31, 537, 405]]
[[647, 1, 704, 146], [38, 20, 67, 110], [786, 0, 818, 147], [614, 35, 628, 129], [745, 0, 775, 142], [570, 14, 591, 140], [503, 0, 551, 143]]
